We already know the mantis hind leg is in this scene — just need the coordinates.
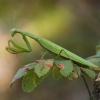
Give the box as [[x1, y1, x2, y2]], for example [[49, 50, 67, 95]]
[[56, 49, 79, 76], [6, 35, 32, 54], [56, 49, 70, 60]]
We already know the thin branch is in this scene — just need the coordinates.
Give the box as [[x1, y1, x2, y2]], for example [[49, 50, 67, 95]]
[[81, 75, 92, 98]]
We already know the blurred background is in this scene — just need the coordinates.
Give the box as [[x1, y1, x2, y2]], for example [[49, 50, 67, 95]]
[[0, 0, 100, 100]]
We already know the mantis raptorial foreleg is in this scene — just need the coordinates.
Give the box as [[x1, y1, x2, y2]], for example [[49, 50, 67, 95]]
[[6, 34, 32, 54]]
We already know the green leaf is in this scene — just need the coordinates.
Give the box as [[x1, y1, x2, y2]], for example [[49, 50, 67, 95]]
[[34, 60, 51, 77], [75, 66, 81, 76], [68, 73, 74, 80], [54, 60, 73, 77], [81, 68, 96, 79], [22, 69, 50, 93], [10, 62, 36, 87], [22, 70, 36, 93], [52, 64, 62, 80], [10, 59, 54, 88], [73, 64, 81, 76]]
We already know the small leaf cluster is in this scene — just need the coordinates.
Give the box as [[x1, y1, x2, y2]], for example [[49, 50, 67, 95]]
[[10, 59, 96, 93]]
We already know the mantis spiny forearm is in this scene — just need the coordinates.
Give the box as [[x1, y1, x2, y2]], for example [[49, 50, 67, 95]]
[[6, 28, 99, 70]]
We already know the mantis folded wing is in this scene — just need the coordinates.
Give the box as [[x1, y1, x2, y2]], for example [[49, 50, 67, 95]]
[[6, 28, 100, 70]]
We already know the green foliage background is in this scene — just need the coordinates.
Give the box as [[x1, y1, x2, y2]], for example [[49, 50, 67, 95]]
[[0, 0, 100, 100]]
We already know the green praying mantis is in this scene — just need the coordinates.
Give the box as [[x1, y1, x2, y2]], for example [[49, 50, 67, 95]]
[[6, 28, 100, 71]]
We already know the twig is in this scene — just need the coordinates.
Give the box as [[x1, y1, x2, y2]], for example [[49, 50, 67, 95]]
[[81, 75, 92, 98]]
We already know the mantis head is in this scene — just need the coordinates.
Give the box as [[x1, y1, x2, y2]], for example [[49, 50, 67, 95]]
[[10, 28, 16, 37]]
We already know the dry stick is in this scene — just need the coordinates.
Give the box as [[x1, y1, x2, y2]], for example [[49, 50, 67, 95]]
[[92, 74, 100, 100]]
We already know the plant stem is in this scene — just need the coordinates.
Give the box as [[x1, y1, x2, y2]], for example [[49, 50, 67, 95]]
[[81, 75, 92, 98]]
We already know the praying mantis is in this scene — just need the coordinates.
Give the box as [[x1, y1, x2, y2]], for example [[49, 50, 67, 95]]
[[6, 28, 100, 70]]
